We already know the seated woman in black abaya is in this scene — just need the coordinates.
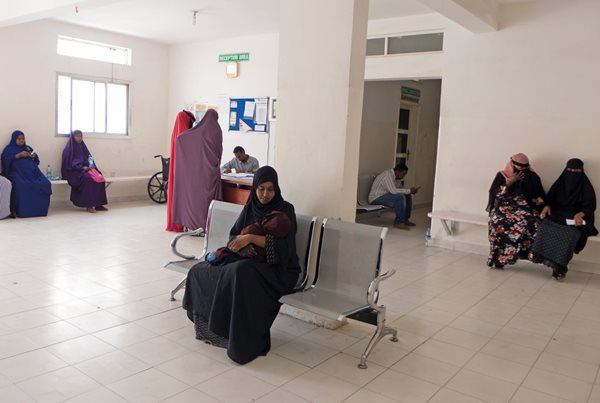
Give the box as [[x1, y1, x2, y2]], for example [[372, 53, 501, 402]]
[[182, 166, 299, 365], [530, 158, 598, 280]]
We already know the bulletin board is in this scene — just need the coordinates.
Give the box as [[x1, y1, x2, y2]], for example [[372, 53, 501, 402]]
[[228, 97, 269, 133]]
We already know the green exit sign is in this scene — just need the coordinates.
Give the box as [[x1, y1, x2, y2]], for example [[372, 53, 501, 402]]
[[219, 53, 250, 62]]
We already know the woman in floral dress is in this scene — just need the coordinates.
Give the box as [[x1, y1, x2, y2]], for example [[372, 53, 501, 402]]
[[486, 153, 546, 269]]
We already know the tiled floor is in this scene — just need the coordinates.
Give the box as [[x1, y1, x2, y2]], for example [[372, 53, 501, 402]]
[[1, 201, 600, 402]]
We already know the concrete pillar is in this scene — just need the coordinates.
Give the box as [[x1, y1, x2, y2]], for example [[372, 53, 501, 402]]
[[274, 0, 369, 220]]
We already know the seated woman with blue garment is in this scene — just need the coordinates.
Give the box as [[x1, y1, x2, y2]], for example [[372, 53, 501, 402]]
[[530, 158, 598, 280], [182, 166, 300, 365], [1, 130, 51, 218], [61, 130, 108, 213]]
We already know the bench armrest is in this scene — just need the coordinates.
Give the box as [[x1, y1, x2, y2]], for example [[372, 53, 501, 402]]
[[170, 228, 205, 260], [367, 269, 396, 308]]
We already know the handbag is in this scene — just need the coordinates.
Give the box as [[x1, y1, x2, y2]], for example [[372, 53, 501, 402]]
[[88, 169, 105, 183]]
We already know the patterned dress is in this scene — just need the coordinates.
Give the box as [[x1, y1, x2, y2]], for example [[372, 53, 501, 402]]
[[488, 186, 541, 267]]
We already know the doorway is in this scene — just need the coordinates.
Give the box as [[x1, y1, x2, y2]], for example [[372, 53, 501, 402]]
[[358, 79, 441, 210]]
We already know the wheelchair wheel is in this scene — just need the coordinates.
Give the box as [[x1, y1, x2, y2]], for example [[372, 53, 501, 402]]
[[148, 171, 167, 204]]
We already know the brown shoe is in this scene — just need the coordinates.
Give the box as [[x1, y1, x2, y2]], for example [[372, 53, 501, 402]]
[[86, 207, 96, 213], [96, 206, 108, 211], [404, 220, 417, 227], [394, 223, 411, 230]]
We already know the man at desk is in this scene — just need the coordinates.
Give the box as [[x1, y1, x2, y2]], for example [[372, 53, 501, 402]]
[[369, 163, 419, 230], [221, 146, 259, 174]]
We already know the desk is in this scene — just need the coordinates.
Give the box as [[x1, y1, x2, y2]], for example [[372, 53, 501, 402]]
[[221, 175, 253, 205]]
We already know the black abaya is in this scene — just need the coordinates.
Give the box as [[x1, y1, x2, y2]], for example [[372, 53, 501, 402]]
[[182, 167, 299, 364]]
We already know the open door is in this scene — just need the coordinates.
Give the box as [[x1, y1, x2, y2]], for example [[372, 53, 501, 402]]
[[395, 102, 420, 187]]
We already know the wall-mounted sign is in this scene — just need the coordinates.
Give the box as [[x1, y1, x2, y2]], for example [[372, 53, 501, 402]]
[[219, 53, 250, 62], [401, 86, 421, 103]]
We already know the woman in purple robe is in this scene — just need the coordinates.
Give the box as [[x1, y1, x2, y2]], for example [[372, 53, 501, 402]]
[[172, 109, 223, 230], [61, 130, 108, 213]]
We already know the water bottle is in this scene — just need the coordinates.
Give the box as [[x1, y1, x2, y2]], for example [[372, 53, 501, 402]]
[[88, 155, 95, 169], [425, 227, 432, 246], [46, 165, 52, 179]]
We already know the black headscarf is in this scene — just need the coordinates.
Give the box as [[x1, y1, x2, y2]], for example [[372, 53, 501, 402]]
[[228, 165, 300, 272], [547, 159, 597, 227], [245, 165, 285, 224]]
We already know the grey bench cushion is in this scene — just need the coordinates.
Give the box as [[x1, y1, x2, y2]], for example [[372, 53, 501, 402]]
[[282, 218, 387, 320]]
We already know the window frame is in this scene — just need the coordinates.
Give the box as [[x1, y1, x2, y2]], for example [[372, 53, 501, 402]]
[[57, 35, 132, 66], [366, 30, 445, 58], [55, 72, 131, 139]]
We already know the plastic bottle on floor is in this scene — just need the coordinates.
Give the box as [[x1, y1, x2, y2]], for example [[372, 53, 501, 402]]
[[425, 227, 432, 246]]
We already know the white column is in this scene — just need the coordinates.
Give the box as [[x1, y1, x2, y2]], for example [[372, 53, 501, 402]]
[[274, 0, 369, 220]]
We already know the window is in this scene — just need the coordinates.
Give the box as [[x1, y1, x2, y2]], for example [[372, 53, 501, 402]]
[[366, 32, 443, 56], [57, 74, 129, 136], [388, 33, 443, 54], [366, 38, 386, 56], [57, 36, 132, 65]]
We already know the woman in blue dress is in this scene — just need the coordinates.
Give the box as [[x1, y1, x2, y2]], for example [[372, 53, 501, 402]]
[[1, 130, 52, 218]]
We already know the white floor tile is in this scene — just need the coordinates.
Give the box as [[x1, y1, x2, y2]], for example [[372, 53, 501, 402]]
[[365, 368, 440, 402], [282, 369, 360, 403], [122, 335, 192, 366], [62, 386, 129, 403], [160, 387, 222, 403], [17, 366, 99, 403], [465, 351, 531, 385], [46, 335, 116, 365], [391, 352, 460, 385], [156, 352, 231, 386], [66, 310, 128, 333], [76, 350, 151, 385], [239, 352, 310, 386], [274, 337, 338, 367], [510, 387, 573, 403], [413, 339, 475, 367], [0, 349, 67, 383], [427, 388, 487, 403], [314, 353, 386, 387], [107, 368, 188, 403], [446, 368, 518, 403], [94, 322, 158, 348], [343, 389, 400, 403], [523, 368, 593, 403], [196, 367, 277, 403], [0, 384, 36, 402]]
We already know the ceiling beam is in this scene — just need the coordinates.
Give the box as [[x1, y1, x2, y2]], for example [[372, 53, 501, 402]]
[[416, 0, 499, 33], [0, 0, 128, 27]]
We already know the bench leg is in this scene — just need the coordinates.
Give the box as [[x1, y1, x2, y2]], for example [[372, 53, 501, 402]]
[[440, 219, 455, 236], [358, 307, 398, 369], [170, 276, 187, 301]]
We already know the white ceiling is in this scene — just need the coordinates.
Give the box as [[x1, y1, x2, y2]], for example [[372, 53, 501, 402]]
[[1, 0, 556, 44], [0, 0, 436, 44]]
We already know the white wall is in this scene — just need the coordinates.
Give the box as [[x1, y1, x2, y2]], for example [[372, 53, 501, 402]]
[[0, 20, 169, 204], [369, 0, 600, 264], [359, 79, 441, 207], [167, 33, 279, 168]]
